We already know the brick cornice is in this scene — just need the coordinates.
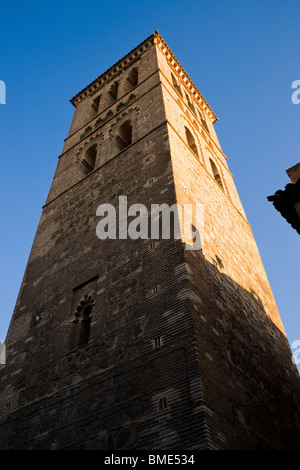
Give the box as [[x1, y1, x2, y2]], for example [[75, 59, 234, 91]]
[[154, 33, 218, 124], [70, 33, 157, 107], [70, 31, 218, 124]]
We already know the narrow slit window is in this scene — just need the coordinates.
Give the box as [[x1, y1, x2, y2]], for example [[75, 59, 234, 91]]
[[153, 336, 163, 349], [33, 313, 42, 325], [116, 120, 132, 151], [152, 285, 158, 295], [185, 127, 199, 157], [157, 397, 167, 410]]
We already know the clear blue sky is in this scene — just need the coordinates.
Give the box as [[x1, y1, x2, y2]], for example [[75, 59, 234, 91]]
[[0, 0, 299, 370]]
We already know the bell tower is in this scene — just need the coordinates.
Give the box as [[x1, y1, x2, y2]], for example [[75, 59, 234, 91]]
[[0, 32, 299, 450]]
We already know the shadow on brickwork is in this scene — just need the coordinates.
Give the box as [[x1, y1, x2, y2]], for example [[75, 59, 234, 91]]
[[183, 244, 300, 450]]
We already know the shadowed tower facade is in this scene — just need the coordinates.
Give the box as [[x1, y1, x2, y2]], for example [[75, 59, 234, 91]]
[[0, 32, 300, 450]]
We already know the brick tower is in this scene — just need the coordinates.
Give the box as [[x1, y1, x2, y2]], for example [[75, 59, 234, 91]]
[[1, 32, 299, 450]]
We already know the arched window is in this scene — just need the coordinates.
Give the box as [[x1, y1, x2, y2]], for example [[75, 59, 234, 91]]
[[127, 68, 138, 89], [69, 295, 94, 350], [209, 158, 224, 190], [185, 127, 199, 157], [185, 92, 196, 115], [91, 94, 101, 114], [108, 81, 119, 104], [171, 73, 182, 97], [202, 120, 210, 134], [116, 120, 132, 151], [81, 143, 97, 175], [198, 108, 210, 134]]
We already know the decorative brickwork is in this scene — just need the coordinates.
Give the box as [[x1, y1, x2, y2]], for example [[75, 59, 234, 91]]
[[0, 32, 299, 450]]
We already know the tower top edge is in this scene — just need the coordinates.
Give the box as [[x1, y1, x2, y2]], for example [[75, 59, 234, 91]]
[[69, 31, 218, 123], [69, 31, 157, 106]]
